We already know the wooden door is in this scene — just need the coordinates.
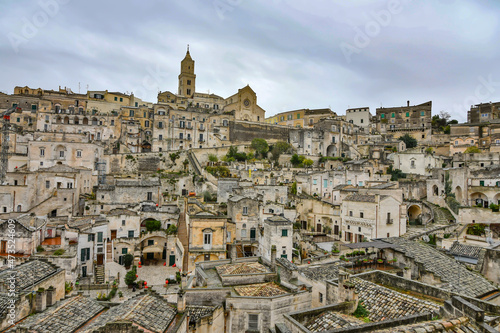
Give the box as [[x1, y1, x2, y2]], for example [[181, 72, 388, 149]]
[[110, 230, 117, 240], [96, 254, 104, 265]]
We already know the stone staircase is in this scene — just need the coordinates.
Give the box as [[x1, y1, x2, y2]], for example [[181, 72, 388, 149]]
[[94, 265, 105, 284], [425, 201, 455, 224]]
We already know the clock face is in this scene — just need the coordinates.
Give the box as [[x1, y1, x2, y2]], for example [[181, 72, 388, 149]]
[[244, 99, 250, 107]]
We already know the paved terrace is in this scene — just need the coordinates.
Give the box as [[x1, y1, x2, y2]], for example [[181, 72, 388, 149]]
[[384, 238, 497, 298]]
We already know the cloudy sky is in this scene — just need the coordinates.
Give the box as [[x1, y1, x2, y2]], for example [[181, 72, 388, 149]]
[[1, 0, 500, 122]]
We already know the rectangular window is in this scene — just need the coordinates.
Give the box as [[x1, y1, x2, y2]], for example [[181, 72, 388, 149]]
[[296, 113, 300, 119], [122, 248, 128, 254], [282, 229, 288, 237], [313, 179, 317, 185], [381, 114, 385, 119], [145, 120, 149, 127], [129, 110, 134, 117], [120, 97, 123, 102], [67, 183, 73, 189], [158, 121, 163, 129], [88, 234, 94, 242], [45, 181, 50, 189], [128, 230, 134, 238], [480, 181, 485, 186], [319, 292, 323, 303], [97, 232, 103, 243], [147, 192, 152, 200], [122, 220, 126, 226], [204, 233, 211, 245], [421, 111, 425, 116], [59, 151, 64, 158], [248, 314, 259, 331], [32, 104, 37, 110], [324, 179, 328, 188], [111, 120, 114, 126], [40, 149, 45, 156], [243, 207, 248, 215], [360, 212, 364, 218], [114, 97, 117, 101], [148, 239, 154, 246], [76, 150, 82, 158], [391, 113, 395, 118], [349, 211, 353, 216], [159, 135, 163, 140], [406, 112, 410, 117]]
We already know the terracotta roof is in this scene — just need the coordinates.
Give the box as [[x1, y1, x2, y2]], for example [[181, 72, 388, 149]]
[[234, 282, 288, 297], [216, 262, 268, 275], [344, 194, 376, 203]]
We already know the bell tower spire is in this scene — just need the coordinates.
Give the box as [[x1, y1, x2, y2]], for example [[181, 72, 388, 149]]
[[178, 47, 195, 97]]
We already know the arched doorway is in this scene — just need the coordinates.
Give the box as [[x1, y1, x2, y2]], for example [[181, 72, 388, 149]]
[[470, 192, 488, 208], [455, 186, 463, 205], [408, 205, 422, 225], [326, 144, 337, 157], [432, 185, 439, 196]]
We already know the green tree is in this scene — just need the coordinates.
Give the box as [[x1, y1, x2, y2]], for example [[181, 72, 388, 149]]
[[123, 253, 134, 267], [145, 220, 161, 232], [290, 154, 305, 167], [124, 267, 137, 286], [169, 152, 180, 163], [270, 141, 290, 161], [464, 146, 481, 154], [291, 181, 297, 195], [303, 158, 314, 168], [251, 138, 269, 158], [208, 154, 218, 163], [398, 134, 418, 149]]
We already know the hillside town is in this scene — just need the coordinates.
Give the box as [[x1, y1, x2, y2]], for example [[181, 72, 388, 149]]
[[1, 49, 500, 332]]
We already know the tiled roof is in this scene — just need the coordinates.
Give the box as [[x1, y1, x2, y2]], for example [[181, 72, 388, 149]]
[[299, 262, 340, 282], [305, 312, 364, 332], [80, 293, 177, 333], [344, 194, 376, 203], [384, 238, 497, 298], [187, 305, 217, 324], [449, 242, 483, 259], [352, 277, 439, 322], [234, 282, 288, 297], [7, 295, 104, 333], [216, 262, 268, 275], [276, 257, 298, 271], [304, 277, 439, 332], [372, 317, 480, 333], [0, 260, 60, 292]]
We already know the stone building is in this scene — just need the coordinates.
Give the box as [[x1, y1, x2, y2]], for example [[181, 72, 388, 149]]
[[259, 216, 293, 262], [341, 193, 406, 242], [375, 100, 432, 142]]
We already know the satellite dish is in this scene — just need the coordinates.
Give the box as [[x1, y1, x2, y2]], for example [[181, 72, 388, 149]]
[[422, 235, 430, 242]]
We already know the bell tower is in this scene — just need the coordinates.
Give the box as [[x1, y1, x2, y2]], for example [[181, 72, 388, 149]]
[[178, 45, 196, 97]]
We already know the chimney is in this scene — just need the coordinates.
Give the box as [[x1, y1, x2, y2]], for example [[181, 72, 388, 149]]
[[407, 100, 410, 107], [337, 272, 358, 313], [177, 290, 186, 312], [231, 243, 237, 263], [271, 245, 277, 272]]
